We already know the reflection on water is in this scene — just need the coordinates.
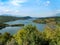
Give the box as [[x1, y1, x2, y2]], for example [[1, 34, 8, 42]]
[[0, 27, 21, 35], [0, 18, 45, 35]]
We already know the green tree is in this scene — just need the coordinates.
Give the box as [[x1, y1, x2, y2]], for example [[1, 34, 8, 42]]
[[0, 32, 12, 45], [14, 25, 42, 45]]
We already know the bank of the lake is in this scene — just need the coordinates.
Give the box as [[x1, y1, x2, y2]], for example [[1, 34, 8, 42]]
[[33, 16, 60, 24], [0, 18, 46, 35]]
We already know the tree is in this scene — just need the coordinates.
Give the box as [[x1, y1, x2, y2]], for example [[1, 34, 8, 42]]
[[0, 32, 12, 45], [14, 25, 42, 45]]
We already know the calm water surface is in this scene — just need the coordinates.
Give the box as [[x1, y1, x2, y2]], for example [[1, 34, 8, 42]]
[[0, 18, 46, 35]]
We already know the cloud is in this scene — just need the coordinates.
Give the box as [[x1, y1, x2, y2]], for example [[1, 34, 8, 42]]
[[0, 0, 28, 14], [0, 0, 58, 17], [55, 10, 60, 13], [10, 0, 28, 6], [44, 1, 50, 6], [0, 0, 28, 6]]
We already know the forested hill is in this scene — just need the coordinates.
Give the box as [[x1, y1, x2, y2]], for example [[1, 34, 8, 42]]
[[0, 16, 32, 23], [38, 16, 60, 21], [33, 16, 60, 24]]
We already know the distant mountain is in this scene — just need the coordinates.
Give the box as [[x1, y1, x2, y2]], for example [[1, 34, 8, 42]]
[[0, 15, 32, 23], [0, 15, 21, 23], [55, 13, 60, 16], [38, 13, 60, 18]]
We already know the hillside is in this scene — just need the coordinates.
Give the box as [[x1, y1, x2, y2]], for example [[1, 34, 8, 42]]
[[0, 15, 32, 23], [33, 16, 60, 24]]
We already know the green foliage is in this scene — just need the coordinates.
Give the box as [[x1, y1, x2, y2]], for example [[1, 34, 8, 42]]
[[14, 25, 42, 45], [0, 32, 12, 45], [42, 25, 60, 45], [6, 38, 18, 45], [33, 17, 60, 24], [0, 24, 60, 45]]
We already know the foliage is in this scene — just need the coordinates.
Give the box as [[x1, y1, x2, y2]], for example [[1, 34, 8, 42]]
[[0, 32, 12, 45], [14, 25, 42, 45], [33, 17, 60, 24], [42, 24, 60, 45], [0, 24, 60, 45], [6, 38, 18, 45]]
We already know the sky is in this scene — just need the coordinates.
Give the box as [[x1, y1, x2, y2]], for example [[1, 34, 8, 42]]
[[0, 0, 60, 17]]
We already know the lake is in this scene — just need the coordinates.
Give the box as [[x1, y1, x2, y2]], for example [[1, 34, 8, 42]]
[[0, 18, 46, 35]]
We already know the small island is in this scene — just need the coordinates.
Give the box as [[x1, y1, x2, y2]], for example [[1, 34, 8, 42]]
[[0, 23, 9, 29], [11, 24, 24, 27], [0, 23, 24, 30], [0, 15, 32, 30]]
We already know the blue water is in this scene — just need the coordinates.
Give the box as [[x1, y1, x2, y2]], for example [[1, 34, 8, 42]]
[[0, 18, 45, 35]]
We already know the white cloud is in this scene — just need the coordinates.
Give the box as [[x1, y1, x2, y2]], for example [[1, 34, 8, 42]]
[[0, 0, 28, 6], [0, 0, 28, 15], [0, 0, 57, 17], [44, 1, 50, 6], [56, 10, 60, 13], [10, 0, 28, 6], [53, 10, 60, 15]]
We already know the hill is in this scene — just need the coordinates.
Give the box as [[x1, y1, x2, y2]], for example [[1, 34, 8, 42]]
[[0, 15, 32, 23], [33, 16, 60, 24]]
